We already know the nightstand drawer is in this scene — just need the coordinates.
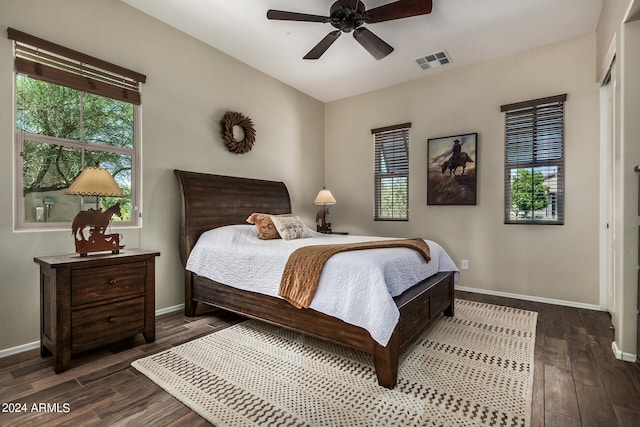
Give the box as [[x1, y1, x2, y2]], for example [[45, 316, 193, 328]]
[[72, 297, 145, 351], [71, 262, 146, 306]]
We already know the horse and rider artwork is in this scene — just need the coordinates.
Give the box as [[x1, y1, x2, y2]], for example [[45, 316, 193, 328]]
[[71, 203, 125, 256], [427, 132, 477, 205]]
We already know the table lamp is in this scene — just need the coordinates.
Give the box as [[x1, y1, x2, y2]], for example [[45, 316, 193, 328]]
[[314, 187, 336, 233]]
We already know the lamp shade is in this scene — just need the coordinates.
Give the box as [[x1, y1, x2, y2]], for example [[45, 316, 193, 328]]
[[313, 188, 336, 206], [66, 166, 124, 197]]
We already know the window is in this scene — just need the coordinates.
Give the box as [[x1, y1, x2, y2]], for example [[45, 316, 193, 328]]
[[501, 94, 566, 224], [9, 28, 146, 229], [372, 123, 411, 220]]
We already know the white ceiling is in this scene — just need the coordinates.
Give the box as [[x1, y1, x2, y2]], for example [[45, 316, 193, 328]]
[[122, 0, 604, 103]]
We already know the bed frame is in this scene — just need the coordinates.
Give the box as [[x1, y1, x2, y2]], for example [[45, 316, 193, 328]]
[[174, 169, 455, 388]]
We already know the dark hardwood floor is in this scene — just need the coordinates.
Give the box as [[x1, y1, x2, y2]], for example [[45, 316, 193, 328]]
[[457, 291, 640, 427], [1, 292, 639, 426]]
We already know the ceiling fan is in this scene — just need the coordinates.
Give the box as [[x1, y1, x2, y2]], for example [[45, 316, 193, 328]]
[[266, 0, 433, 60]]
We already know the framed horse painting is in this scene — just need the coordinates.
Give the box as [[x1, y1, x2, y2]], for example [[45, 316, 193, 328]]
[[427, 132, 477, 205]]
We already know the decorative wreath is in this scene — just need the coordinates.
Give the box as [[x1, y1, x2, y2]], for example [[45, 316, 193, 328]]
[[220, 111, 256, 154]]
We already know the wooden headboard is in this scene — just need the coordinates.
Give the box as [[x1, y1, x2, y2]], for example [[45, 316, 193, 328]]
[[174, 169, 291, 266]]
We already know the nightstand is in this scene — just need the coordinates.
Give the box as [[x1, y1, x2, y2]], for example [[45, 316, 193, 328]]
[[34, 248, 159, 373]]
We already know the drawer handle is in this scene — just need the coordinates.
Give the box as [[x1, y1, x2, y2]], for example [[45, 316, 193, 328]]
[[108, 279, 117, 285], [109, 317, 117, 324]]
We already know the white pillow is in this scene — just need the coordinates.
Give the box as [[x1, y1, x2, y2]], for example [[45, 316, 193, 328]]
[[270, 215, 311, 240]]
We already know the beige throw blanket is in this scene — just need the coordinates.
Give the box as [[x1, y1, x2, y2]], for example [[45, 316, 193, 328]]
[[278, 238, 431, 309]]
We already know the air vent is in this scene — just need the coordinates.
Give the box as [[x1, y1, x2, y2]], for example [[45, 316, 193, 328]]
[[414, 51, 451, 70]]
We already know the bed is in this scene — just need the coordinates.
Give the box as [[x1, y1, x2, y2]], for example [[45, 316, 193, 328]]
[[174, 169, 457, 389]]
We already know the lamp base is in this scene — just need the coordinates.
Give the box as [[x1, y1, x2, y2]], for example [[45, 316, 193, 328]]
[[74, 229, 124, 256], [317, 223, 332, 234], [71, 203, 125, 256], [315, 207, 332, 234]]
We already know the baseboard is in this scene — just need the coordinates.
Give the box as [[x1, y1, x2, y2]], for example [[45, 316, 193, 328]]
[[0, 304, 186, 359], [0, 341, 41, 359], [612, 341, 638, 363], [455, 285, 604, 312], [156, 303, 185, 316]]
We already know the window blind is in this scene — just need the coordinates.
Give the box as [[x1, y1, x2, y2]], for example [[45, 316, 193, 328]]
[[8, 27, 146, 105], [501, 94, 566, 224], [372, 123, 411, 220]]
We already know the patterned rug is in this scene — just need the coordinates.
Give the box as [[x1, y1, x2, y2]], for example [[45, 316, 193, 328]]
[[132, 299, 537, 426]]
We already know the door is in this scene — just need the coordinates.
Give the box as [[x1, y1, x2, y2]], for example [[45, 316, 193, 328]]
[[600, 58, 617, 329]]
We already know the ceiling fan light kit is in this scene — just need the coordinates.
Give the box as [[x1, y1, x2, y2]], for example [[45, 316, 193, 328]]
[[267, 0, 433, 60]]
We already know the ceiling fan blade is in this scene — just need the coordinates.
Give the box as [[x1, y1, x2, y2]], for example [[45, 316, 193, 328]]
[[303, 30, 342, 60], [267, 9, 329, 23], [353, 28, 394, 60], [366, 0, 433, 23]]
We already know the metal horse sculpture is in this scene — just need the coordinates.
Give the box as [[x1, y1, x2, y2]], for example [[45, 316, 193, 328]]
[[71, 203, 125, 256], [441, 152, 474, 176]]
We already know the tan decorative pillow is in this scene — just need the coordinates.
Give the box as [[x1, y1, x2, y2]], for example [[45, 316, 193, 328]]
[[270, 215, 311, 240], [246, 213, 290, 240]]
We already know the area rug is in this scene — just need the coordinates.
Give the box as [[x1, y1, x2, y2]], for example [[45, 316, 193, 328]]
[[132, 299, 537, 426]]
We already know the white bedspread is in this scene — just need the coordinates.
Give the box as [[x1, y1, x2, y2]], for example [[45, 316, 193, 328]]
[[186, 224, 459, 346]]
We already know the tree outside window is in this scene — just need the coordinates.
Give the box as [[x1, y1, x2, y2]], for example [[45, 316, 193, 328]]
[[509, 167, 556, 220], [16, 76, 136, 227]]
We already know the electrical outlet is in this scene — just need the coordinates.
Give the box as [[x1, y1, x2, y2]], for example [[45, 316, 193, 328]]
[[461, 259, 469, 270]]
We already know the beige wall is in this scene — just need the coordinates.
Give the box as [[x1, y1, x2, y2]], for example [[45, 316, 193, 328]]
[[325, 34, 601, 305], [0, 0, 324, 351]]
